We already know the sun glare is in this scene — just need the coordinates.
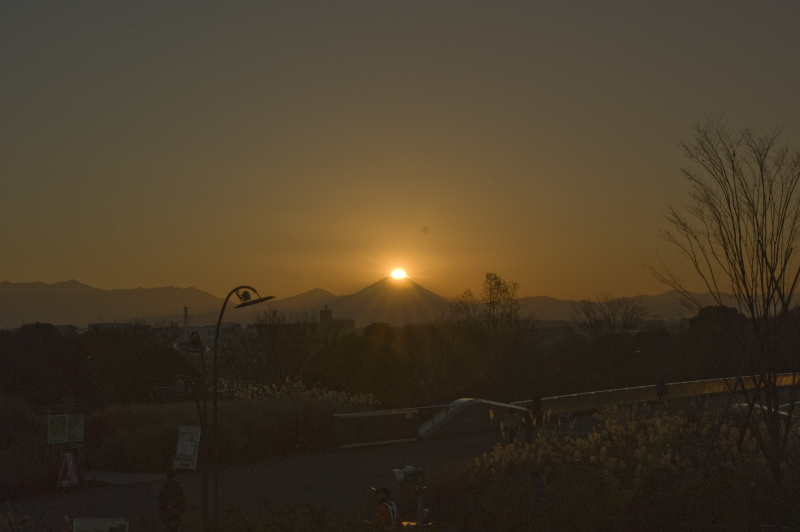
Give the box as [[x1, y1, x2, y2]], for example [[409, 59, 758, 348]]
[[391, 268, 407, 279]]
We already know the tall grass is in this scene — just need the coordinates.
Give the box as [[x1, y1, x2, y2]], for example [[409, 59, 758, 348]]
[[1, 382, 377, 498], [10, 390, 800, 530], [85, 381, 377, 472], [426, 401, 800, 531], [0, 394, 61, 499]]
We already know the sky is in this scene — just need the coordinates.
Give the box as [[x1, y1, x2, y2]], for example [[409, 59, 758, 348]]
[[2, 2, 800, 301]]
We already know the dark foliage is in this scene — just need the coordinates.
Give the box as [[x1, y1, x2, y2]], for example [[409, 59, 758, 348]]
[[0, 324, 194, 408], [0, 323, 86, 406]]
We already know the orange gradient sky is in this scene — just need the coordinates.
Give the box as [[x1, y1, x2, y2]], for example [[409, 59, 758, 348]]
[[2, 2, 800, 300]]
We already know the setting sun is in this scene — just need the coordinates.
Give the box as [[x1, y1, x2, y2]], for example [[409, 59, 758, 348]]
[[390, 268, 407, 279]]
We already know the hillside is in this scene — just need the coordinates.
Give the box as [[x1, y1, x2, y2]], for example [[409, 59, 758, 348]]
[[0, 280, 224, 329], [0, 279, 724, 330], [332, 277, 450, 327]]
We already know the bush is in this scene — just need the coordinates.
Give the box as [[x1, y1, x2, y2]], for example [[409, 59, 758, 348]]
[[85, 381, 378, 472], [431, 401, 800, 531], [86, 402, 198, 472], [0, 394, 61, 499]]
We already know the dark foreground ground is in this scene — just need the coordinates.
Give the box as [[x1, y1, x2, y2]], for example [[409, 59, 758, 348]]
[[9, 397, 737, 529], [9, 429, 518, 528]]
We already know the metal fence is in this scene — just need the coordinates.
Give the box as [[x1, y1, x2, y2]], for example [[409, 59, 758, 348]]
[[334, 373, 800, 448], [518, 373, 800, 416], [333, 406, 441, 448], [606, 516, 794, 531]]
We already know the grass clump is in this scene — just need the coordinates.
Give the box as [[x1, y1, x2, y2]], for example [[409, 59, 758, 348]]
[[85, 380, 378, 472], [427, 401, 800, 531], [0, 394, 62, 500]]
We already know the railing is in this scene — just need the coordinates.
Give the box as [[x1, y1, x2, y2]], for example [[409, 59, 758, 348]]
[[418, 398, 527, 439], [333, 405, 443, 448], [334, 373, 800, 447], [517, 373, 800, 416]]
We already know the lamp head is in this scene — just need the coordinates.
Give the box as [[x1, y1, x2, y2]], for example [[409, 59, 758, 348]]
[[234, 288, 274, 308], [173, 332, 209, 353], [188, 331, 203, 349]]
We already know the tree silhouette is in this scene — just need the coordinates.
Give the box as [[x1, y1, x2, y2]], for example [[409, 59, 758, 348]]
[[450, 273, 538, 400], [652, 118, 800, 490], [571, 294, 653, 344], [0, 323, 86, 406]]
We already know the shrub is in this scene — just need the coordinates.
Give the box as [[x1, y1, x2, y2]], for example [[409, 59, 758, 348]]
[[85, 381, 379, 472], [0, 394, 60, 499], [434, 401, 800, 531]]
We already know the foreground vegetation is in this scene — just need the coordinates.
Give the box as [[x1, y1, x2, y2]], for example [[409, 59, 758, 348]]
[[0, 382, 377, 498], [87, 380, 378, 473], [4, 399, 800, 531], [428, 402, 800, 530]]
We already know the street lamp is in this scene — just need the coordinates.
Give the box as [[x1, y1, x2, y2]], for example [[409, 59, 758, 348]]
[[212, 286, 273, 525], [173, 332, 211, 525]]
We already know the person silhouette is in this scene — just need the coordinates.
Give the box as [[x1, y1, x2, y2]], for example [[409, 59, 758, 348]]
[[158, 468, 186, 532], [371, 486, 400, 530]]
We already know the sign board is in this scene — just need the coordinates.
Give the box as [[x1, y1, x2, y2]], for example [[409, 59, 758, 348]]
[[174, 425, 201, 471], [72, 518, 129, 531], [58, 453, 79, 488], [48, 414, 85, 444]]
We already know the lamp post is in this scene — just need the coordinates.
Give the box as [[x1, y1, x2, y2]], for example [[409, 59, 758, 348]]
[[172, 374, 204, 429], [211, 286, 273, 525], [173, 332, 211, 525]]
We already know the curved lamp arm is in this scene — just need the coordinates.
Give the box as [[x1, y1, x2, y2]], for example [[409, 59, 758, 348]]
[[212, 285, 274, 362], [211, 284, 273, 525]]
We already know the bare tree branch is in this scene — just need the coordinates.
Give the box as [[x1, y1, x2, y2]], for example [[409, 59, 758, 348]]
[[651, 118, 800, 488]]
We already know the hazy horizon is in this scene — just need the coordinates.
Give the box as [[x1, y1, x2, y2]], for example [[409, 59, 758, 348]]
[[0, 275, 692, 302], [3, 2, 799, 301]]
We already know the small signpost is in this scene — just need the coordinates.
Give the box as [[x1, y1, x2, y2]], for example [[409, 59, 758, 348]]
[[57, 452, 78, 490], [47, 413, 84, 444], [49, 413, 85, 491], [174, 425, 201, 471]]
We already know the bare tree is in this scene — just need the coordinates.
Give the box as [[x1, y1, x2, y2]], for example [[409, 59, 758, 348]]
[[450, 272, 523, 335], [221, 309, 321, 385], [450, 273, 538, 399], [398, 322, 469, 403], [652, 118, 800, 488], [571, 294, 653, 341]]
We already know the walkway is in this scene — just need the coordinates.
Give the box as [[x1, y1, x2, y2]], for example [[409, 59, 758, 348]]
[[12, 431, 504, 528]]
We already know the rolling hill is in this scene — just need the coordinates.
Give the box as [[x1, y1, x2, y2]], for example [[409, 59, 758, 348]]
[[0, 280, 223, 329], [269, 277, 450, 326], [0, 279, 724, 331]]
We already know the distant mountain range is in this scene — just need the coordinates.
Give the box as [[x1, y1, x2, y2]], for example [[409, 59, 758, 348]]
[[0, 279, 729, 330], [271, 277, 451, 326], [273, 284, 728, 326], [0, 280, 223, 330]]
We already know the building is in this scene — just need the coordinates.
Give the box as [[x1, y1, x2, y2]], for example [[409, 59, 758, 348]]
[[319, 305, 355, 335]]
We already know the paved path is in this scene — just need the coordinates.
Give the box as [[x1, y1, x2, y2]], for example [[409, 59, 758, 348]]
[[10, 431, 505, 528], [8, 404, 627, 529]]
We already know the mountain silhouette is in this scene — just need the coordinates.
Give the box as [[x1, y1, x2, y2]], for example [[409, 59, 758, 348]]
[[517, 291, 737, 323], [0, 280, 223, 329], [268, 277, 450, 326], [0, 279, 719, 331], [270, 287, 338, 313], [331, 276, 450, 327]]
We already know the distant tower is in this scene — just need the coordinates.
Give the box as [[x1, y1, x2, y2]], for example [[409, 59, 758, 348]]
[[183, 306, 189, 328], [320, 305, 332, 326]]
